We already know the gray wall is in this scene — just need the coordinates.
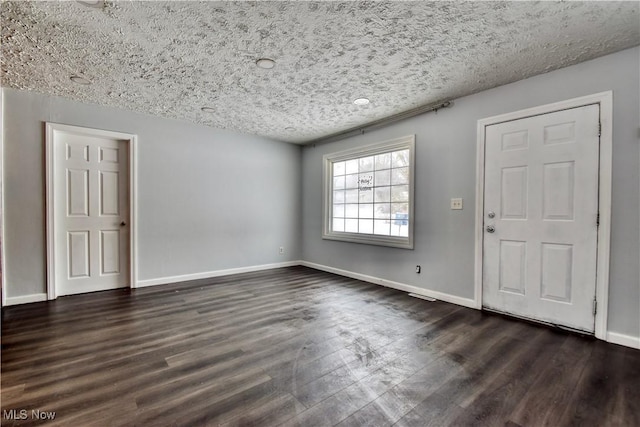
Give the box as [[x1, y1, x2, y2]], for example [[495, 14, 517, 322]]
[[3, 47, 638, 339], [2, 88, 302, 297], [301, 47, 640, 338]]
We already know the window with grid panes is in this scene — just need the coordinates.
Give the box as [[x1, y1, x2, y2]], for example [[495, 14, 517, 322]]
[[322, 135, 415, 249]]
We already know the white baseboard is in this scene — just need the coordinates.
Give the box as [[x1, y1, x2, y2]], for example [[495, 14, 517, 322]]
[[606, 331, 640, 350], [5, 293, 48, 306], [300, 261, 477, 309], [135, 261, 301, 288]]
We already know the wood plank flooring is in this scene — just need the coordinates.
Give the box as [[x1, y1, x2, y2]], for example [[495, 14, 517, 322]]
[[2, 266, 639, 426]]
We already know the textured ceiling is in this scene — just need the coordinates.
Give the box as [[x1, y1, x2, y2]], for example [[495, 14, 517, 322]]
[[1, 1, 639, 144]]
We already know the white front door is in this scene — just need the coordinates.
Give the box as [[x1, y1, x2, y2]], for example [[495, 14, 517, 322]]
[[50, 125, 130, 296], [482, 104, 600, 332]]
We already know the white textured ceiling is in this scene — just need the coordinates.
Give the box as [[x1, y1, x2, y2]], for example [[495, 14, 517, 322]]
[[1, 1, 639, 144]]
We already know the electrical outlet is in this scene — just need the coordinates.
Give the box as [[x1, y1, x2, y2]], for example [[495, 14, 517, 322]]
[[451, 198, 463, 210], [416, 265, 421, 274], [279, 246, 284, 254]]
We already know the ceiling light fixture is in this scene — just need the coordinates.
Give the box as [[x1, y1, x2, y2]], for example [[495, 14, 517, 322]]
[[255, 58, 276, 69], [70, 75, 91, 85], [353, 98, 370, 105], [200, 107, 216, 113], [285, 127, 295, 131], [76, 0, 105, 8]]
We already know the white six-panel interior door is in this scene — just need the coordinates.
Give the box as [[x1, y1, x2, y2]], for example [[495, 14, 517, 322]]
[[47, 123, 134, 297], [481, 104, 601, 333]]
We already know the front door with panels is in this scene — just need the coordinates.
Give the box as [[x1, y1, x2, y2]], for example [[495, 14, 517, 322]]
[[50, 125, 130, 296], [482, 104, 599, 332]]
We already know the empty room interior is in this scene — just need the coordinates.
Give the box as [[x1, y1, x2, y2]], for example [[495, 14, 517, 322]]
[[1, 1, 640, 426]]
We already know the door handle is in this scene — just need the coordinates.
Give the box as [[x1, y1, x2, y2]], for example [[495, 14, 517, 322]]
[[486, 225, 495, 233], [120, 221, 126, 227]]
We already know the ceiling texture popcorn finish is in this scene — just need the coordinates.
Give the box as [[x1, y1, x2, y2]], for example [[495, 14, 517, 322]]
[[1, 1, 638, 144]]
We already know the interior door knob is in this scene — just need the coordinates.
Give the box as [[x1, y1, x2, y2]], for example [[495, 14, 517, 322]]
[[120, 221, 126, 227], [486, 225, 495, 233]]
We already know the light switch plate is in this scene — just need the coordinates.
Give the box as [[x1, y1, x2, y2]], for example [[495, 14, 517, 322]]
[[451, 198, 463, 210]]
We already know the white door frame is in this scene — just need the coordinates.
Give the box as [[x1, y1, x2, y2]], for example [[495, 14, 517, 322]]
[[0, 89, 5, 307], [46, 123, 138, 299], [474, 91, 612, 340]]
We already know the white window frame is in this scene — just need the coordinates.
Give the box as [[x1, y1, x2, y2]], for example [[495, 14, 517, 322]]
[[322, 135, 415, 249]]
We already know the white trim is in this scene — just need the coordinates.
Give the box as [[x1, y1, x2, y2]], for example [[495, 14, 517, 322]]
[[129, 135, 139, 288], [606, 332, 640, 350], [300, 261, 477, 309], [322, 135, 416, 249], [5, 293, 47, 306], [595, 93, 613, 341], [0, 89, 5, 307], [136, 261, 301, 288], [45, 123, 138, 299], [474, 91, 613, 339], [45, 124, 54, 299]]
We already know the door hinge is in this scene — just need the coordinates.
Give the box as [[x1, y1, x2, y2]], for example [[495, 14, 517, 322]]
[[593, 298, 597, 316], [596, 213, 600, 226], [598, 121, 601, 137]]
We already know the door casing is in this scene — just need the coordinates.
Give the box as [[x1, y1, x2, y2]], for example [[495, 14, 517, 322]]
[[46, 123, 138, 299], [474, 91, 612, 340]]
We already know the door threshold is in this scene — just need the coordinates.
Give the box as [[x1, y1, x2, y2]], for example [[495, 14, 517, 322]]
[[482, 307, 595, 337]]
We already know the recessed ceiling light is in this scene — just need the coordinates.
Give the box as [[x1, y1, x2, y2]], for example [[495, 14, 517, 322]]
[[201, 107, 216, 113], [285, 127, 295, 131], [76, 0, 105, 8], [70, 75, 91, 85], [256, 58, 276, 69], [353, 98, 370, 105]]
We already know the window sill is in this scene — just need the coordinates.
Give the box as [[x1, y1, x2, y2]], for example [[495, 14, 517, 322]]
[[322, 232, 414, 249]]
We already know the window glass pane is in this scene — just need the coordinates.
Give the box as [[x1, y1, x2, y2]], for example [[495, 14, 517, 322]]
[[333, 161, 346, 176], [390, 204, 409, 237], [374, 203, 391, 219], [345, 203, 359, 218], [374, 219, 390, 235], [390, 222, 409, 237], [359, 188, 373, 203], [390, 224, 409, 237], [391, 167, 409, 185], [392, 202, 409, 214], [345, 159, 359, 174], [374, 186, 390, 203], [375, 152, 391, 170], [359, 156, 374, 172], [359, 219, 374, 234], [358, 173, 374, 191], [392, 149, 410, 167], [359, 203, 373, 219], [391, 203, 409, 220], [345, 189, 358, 203], [374, 169, 391, 186], [345, 219, 358, 233], [391, 185, 409, 202], [333, 176, 345, 190], [333, 190, 345, 203], [333, 204, 344, 217], [333, 218, 344, 232], [345, 174, 358, 189]]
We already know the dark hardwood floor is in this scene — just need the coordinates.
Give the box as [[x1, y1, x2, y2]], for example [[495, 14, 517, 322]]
[[2, 266, 639, 426]]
